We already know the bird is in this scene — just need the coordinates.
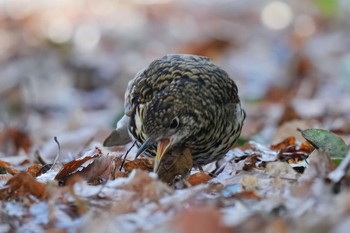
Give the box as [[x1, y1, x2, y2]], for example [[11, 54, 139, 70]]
[[103, 54, 245, 174]]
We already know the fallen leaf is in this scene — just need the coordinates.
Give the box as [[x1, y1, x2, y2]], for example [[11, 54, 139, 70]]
[[300, 128, 349, 158], [300, 128, 349, 167], [171, 207, 231, 233], [0, 171, 47, 200], [187, 172, 212, 186], [55, 147, 103, 184], [0, 128, 33, 154], [122, 169, 173, 202], [124, 158, 153, 173], [55, 147, 124, 185], [242, 153, 260, 171], [234, 190, 261, 201], [156, 147, 193, 185], [270, 137, 296, 151], [27, 164, 43, 177], [299, 140, 315, 153], [0, 160, 19, 175], [82, 156, 123, 184]]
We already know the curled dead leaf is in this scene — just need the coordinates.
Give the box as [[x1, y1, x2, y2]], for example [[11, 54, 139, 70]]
[[83, 156, 124, 184], [55, 149, 102, 182], [55, 147, 122, 185], [156, 147, 193, 185]]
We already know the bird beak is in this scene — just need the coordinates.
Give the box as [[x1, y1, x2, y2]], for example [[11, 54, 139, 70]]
[[135, 137, 154, 159], [154, 138, 172, 172], [134, 137, 173, 172]]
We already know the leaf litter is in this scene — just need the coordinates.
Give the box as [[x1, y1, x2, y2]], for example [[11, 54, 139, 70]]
[[1, 130, 349, 232], [1, 0, 350, 232]]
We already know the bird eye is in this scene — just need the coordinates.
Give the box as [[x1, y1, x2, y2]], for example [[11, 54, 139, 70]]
[[170, 117, 179, 129]]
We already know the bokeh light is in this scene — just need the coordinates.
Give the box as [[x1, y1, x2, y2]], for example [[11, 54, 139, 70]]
[[73, 22, 101, 52], [294, 14, 316, 37], [46, 17, 74, 44], [261, 1, 293, 30]]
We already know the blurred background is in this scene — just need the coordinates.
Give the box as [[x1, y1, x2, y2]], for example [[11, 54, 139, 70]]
[[1, 0, 350, 160]]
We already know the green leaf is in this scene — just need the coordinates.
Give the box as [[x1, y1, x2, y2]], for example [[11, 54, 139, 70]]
[[300, 128, 349, 159], [314, 0, 338, 17]]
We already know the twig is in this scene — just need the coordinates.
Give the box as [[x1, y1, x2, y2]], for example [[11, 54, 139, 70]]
[[48, 136, 61, 172], [119, 141, 136, 171]]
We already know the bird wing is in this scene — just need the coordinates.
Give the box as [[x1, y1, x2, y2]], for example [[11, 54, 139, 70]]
[[103, 114, 131, 146]]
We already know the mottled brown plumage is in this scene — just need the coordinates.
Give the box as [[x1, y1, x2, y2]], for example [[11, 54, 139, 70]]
[[104, 54, 245, 172]]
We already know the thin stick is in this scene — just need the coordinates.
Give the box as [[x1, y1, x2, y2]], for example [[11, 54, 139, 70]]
[[119, 141, 136, 171], [49, 136, 61, 172]]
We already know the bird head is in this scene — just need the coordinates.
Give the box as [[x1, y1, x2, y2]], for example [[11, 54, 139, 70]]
[[134, 93, 199, 172]]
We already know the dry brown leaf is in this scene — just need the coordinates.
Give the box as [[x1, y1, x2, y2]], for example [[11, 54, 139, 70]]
[[188, 172, 212, 186], [234, 190, 261, 201], [55, 148, 125, 185], [156, 147, 193, 185], [269, 137, 312, 167], [0, 160, 19, 175], [81, 156, 123, 184], [270, 137, 296, 151], [299, 140, 315, 153], [242, 154, 260, 171], [122, 169, 173, 202], [124, 158, 153, 173], [55, 147, 103, 183], [0, 171, 47, 200], [27, 164, 43, 177], [0, 128, 32, 154], [115, 171, 128, 178], [171, 207, 231, 233]]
